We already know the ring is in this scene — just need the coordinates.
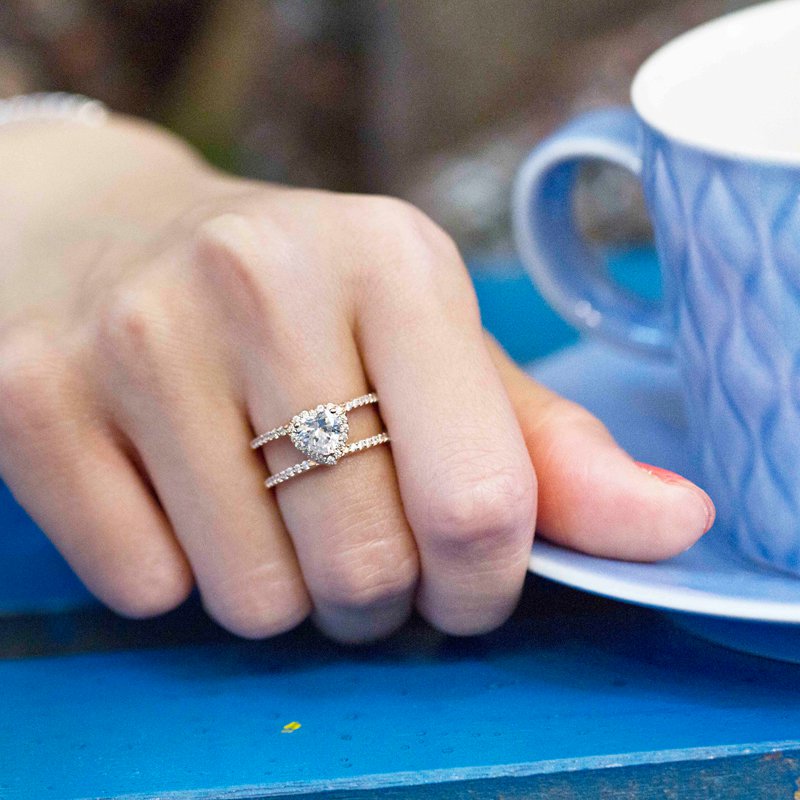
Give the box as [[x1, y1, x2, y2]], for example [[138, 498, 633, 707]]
[[250, 392, 390, 488]]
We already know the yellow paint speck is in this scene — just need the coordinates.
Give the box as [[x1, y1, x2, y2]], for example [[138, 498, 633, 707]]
[[281, 721, 301, 733]]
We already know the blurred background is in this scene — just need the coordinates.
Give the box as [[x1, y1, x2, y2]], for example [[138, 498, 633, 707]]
[[0, 0, 756, 362]]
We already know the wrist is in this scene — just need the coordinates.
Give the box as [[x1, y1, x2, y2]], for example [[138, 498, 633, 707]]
[[0, 112, 210, 218], [0, 113, 221, 320], [0, 113, 217, 249]]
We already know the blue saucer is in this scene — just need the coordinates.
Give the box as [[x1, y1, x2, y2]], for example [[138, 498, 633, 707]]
[[527, 342, 800, 662]]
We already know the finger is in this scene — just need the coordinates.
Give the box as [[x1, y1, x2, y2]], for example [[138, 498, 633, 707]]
[[486, 334, 715, 560], [246, 318, 420, 644], [94, 278, 312, 639], [0, 332, 192, 616], [200, 213, 419, 643], [354, 201, 537, 636], [110, 400, 312, 640], [119, 403, 314, 640]]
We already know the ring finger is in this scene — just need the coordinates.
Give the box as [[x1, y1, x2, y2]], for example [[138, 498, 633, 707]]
[[247, 317, 420, 643]]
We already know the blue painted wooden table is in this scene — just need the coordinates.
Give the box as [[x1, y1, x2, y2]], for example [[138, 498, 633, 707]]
[[3, 582, 800, 799], [2, 250, 799, 799]]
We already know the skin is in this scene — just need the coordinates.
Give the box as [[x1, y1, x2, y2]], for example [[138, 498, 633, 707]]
[[0, 115, 715, 643]]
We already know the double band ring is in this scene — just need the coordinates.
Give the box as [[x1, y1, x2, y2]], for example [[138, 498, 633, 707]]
[[250, 392, 390, 488]]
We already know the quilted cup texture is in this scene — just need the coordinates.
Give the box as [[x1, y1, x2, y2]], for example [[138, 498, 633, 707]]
[[643, 130, 800, 574]]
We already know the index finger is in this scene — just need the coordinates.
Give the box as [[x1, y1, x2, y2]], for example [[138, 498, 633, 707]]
[[353, 202, 537, 635]]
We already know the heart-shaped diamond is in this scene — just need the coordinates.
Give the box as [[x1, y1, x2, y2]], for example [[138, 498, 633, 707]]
[[289, 403, 349, 465]]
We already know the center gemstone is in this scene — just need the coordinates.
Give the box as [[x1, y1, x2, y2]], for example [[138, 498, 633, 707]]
[[290, 404, 349, 464]]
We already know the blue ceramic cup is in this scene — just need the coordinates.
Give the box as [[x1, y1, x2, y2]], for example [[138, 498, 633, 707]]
[[513, 0, 800, 575]]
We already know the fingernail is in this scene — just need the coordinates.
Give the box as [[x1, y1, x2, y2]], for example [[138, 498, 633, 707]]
[[635, 461, 716, 534]]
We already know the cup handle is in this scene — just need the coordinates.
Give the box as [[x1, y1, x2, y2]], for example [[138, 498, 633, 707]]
[[512, 107, 674, 358]]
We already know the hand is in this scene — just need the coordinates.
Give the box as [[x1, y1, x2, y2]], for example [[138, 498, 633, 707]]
[[0, 117, 714, 642]]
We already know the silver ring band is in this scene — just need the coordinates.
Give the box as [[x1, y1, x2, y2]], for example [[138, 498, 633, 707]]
[[250, 392, 389, 488], [250, 392, 379, 449], [265, 432, 390, 488]]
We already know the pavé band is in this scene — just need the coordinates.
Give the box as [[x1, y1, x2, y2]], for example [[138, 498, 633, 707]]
[[250, 393, 389, 488]]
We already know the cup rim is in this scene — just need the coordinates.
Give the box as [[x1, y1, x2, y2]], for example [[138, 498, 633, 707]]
[[631, 0, 800, 165]]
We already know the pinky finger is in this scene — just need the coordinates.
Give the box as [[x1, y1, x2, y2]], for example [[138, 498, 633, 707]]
[[0, 413, 192, 618]]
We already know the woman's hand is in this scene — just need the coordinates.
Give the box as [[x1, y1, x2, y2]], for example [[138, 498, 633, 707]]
[[0, 116, 714, 642]]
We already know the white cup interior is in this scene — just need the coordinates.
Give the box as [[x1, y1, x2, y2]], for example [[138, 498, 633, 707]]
[[632, 0, 800, 162]]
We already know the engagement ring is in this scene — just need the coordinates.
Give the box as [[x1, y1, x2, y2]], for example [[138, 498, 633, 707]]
[[250, 392, 389, 488]]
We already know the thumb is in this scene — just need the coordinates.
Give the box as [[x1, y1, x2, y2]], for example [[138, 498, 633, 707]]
[[486, 334, 715, 561]]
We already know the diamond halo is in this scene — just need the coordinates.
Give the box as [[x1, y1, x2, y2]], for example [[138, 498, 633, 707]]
[[289, 403, 350, 465], [250, 392, 388, 488]]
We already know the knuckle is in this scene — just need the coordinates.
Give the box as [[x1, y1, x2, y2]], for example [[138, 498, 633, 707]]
[[94, 284, 186, 400], [347, 196, 470, 307], [204, 566, 310, 640], [358, 195, 453, 251], [107, 562, 193, 619], [348, 196, 451, 260], [404, 203, 459, 259], [192, 212, 300, 334], [317, 548, 418, 612], [96, 284, 169, 360], [194, 212, 269, 287], [0, 329, 63, 434], [422, 460, 536, 552]]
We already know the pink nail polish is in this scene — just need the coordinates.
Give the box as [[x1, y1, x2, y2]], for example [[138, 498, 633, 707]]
[[635, 461, 716, 533]]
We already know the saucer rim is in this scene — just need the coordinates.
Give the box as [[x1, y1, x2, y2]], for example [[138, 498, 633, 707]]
[[528, 543, 800, 624]]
